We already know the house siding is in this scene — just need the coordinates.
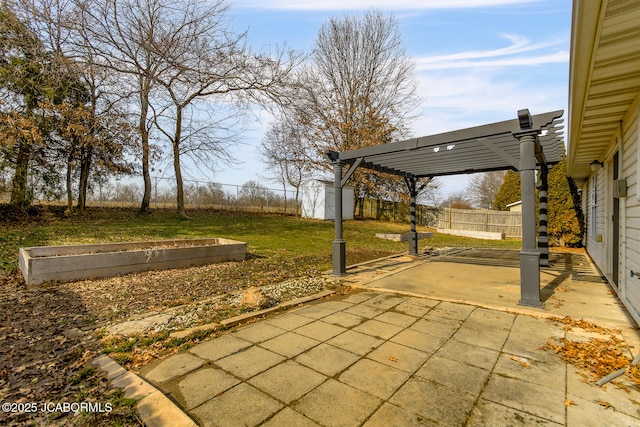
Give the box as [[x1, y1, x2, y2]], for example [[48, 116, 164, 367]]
[[582, 100, 640, 324], [623, 104, 640, 321]]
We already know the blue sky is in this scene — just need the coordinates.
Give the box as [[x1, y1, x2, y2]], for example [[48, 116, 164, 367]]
[[186, 0, 572, 201]]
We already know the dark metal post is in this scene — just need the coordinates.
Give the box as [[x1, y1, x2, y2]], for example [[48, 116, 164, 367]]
[[538, 163, 549, 267], [406, 177, 418, 255], [515, 109, 542, 308], [332, 161, 346, 276]]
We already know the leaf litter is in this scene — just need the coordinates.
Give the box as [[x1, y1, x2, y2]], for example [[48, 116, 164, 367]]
[[542, 316, 640, 386]]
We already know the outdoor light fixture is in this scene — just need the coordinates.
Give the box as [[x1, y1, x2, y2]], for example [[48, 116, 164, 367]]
[[590, 160, 603, 172], [518, 109, 533, 130]]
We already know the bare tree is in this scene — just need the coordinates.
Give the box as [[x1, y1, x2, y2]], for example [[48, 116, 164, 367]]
[[441, 190, 473, 209], [149, 0, 300, 216], [290, 9, 421, 212], [259, 115, 314, 215], [298, 9, 420, 158], [466, 171, 505, 209], [77, 0, 180, 214]]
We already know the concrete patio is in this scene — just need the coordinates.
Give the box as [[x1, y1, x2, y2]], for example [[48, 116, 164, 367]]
[[114, 249, 640, 426]]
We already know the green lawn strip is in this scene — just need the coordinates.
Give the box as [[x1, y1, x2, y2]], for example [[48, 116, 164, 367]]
[[1, 207, 522, 273]]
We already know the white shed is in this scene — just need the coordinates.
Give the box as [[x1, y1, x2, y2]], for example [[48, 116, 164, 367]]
[[301, 180, 354, 220]]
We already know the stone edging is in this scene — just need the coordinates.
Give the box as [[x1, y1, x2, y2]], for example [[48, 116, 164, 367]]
[[90, 354, 197, 427]]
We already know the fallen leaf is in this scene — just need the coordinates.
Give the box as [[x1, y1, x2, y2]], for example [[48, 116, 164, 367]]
[[388, 356, 398, 362], [597, 401, 614, 409], [564, 399, 576, 407], [509, 355, 530, 368]]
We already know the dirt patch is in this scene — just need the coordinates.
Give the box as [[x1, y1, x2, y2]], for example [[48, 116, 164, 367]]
[[0, 270, 140, 426]]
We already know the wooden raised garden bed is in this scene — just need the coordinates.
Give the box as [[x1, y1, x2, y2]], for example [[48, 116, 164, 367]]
[[18, 238, 247, 286]]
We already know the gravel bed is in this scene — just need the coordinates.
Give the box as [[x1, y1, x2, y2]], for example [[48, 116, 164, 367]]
[[140, 276, 341, 333]]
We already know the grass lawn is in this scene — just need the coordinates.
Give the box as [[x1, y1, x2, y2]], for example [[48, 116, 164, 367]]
[[0, 206, 524, 426], [0, 207, 522, 274]]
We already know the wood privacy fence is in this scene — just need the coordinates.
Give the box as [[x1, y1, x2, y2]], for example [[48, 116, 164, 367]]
[[434, 207, 522, 238], [356, 199, 522, 238]]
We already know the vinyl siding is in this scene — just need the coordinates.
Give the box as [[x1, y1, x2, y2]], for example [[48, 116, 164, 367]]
[[623, 104, 640, 321]]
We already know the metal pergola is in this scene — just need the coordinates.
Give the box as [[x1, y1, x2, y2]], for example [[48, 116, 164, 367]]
[[326, 109, 565, 308]]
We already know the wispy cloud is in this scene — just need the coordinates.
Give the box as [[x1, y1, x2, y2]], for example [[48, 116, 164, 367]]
[[416, 33, 569, 70], [232, 0, 543, 11]]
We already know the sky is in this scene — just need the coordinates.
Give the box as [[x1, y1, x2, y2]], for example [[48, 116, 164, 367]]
[[174, 0, 572, 202]]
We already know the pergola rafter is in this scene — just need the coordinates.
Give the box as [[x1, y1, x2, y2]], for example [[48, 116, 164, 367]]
[[327, 109, 565, 308]]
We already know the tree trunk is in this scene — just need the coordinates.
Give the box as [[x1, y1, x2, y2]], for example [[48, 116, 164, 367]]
[[294, 186, 301, 216], [77, 145, 92, 213], [139, 80, 152, 214], [66, 151, 73, 213], [282, 183, 288, 214], [173, 108, 186, 217], [10, 141, 31, 207]]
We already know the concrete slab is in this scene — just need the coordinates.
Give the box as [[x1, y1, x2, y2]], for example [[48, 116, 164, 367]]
[[394, 298, 438, 317], [259, 331, 320, 358], [344, 303, 386, 319], [326, 330, 385, 355], [373, 311, 418, 328], [435, 339, 501, 371], [191, 383, 283, 427], [566, 365, 640, 419], [321, 311, 366, 328], [493, 352, 565, 390], [389, 328, 447, 353], [467, 399, 562, 426], [415, 355, 490, 396], [166, 367, 240, 410], [248, 360, 326, 404], [389, 376, 477, 425], [293, 320, 346, 341], [566, 394, 640, 427], [480, 375, 566, 424], [452, 324, 510, 349], [262, 408, 321, 427], [292, 379, 382, 427], [295, 343, 360, 376], [408, 318, 460, 338], [188, 334, 252, 362], [352, 319, 404, 340], [215, 346, 285, 380], [339, 358, 411, 400], [263, 313, 314, 331], [367, 341, 430, 373], [120, 249, 640, 427], [142, 353, 205, 384], [363, 402, 435, 427], [231, 322, 286, 343]]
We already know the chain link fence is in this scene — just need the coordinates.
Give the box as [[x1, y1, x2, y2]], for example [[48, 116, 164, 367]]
[[86, 176, 299, 213]]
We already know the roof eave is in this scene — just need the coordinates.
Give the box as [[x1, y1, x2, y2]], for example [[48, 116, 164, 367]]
[[567, 0, 604, 178]]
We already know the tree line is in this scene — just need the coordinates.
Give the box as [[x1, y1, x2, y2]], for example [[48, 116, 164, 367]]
[[1, 0, 301, 216], [2, 1, 429, 216]]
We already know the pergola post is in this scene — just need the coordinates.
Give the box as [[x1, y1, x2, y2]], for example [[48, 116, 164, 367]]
[[332, 160, 346, 276], [538, 163, 549, 267], [515, 109, 542, 308], [406, 177, 418, 256]]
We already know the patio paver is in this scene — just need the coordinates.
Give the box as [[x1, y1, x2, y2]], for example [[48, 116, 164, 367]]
[[130, 250, 640, 426]]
